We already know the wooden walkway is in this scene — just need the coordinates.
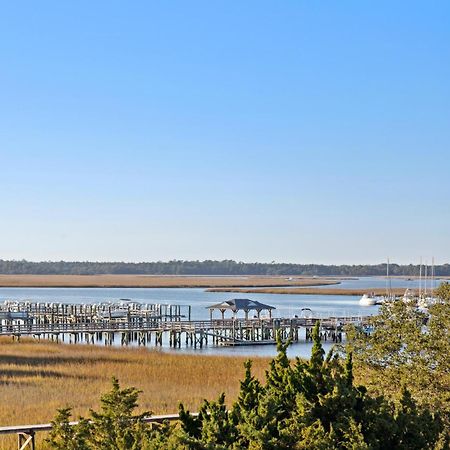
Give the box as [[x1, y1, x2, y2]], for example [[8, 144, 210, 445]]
[[0, 300, 372, 347], [0, 314, 371, 348], [0, 413, 195, 450]]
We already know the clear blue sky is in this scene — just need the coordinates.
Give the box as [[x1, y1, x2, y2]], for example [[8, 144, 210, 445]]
[[1, 1, 449, 264]]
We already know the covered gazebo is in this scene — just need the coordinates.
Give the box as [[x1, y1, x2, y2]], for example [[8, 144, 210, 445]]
[[207, 298, 275, 320]]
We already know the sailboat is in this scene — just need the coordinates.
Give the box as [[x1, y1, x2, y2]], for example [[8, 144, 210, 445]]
[[416, 257, 438, 310]]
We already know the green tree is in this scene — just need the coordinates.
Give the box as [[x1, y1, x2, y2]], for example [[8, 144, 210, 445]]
[[45, 407, 90, 450], [86, 377, 150, 450], [46, 377, 152, 450], [47, 323, 444, 450], [347, 282, 450, 440]]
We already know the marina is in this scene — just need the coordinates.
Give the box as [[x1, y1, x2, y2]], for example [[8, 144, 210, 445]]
[[1, 277, 437, 357], [0, 298, 369, 349], [0, 279, 394, 357]]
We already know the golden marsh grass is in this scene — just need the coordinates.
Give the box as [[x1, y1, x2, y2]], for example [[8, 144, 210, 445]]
[[0, 337, 270, 448], [207, 287, 411, 296], [0, 274, 340, 288]]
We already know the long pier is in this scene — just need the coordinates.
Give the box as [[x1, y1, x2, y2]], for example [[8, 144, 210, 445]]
[[0, 300, 371, 347]]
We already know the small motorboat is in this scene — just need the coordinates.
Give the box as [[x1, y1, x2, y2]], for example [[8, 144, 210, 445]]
[[359, 294, 383, 306]]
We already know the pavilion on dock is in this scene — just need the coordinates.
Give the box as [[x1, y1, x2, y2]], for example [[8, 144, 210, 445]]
[[207, 298, 275, 320]]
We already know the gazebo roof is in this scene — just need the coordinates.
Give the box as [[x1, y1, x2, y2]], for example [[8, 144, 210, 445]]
[[207, 298, 275, 312]]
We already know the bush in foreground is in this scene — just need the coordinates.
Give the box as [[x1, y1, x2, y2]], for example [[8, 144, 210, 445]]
[[47, 322, 444, 450], [347, 281, 450, 445]]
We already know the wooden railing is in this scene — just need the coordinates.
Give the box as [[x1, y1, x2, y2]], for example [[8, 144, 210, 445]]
[[0, 316, 371, 337], [0, 413, 197, 450]]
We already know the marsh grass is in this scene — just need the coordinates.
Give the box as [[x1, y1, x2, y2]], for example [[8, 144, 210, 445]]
[[0, 274, 340, 288], [0, 338, 269, 449], [208, 287, 413, 296]]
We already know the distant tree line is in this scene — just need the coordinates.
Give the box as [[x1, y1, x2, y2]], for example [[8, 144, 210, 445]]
[[0, 259, 449, 276]]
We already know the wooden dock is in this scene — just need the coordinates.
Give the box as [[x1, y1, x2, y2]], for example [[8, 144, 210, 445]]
[[0, 300, 371, 348]]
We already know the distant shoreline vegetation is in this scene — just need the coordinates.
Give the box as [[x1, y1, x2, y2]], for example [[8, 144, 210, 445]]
[[0, 259, 449, 276]]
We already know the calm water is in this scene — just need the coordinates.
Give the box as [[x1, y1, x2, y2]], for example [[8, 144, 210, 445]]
[[0, 280, 388, 358], [4, 274, 448, 358]]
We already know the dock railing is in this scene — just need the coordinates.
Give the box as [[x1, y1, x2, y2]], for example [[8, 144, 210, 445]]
[[0, 412, 196, 450], [0, 316, 371, 335]]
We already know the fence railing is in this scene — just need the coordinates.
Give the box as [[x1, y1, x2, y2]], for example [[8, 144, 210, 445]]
[[0, 315, 371, 337], [0, 412, 197, 450]]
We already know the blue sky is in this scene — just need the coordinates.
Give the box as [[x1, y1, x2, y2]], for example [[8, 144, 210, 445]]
[[0, 1, 449, 264]]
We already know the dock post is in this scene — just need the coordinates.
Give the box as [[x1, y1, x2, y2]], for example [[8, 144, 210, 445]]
[[17, 431, 35, 450]]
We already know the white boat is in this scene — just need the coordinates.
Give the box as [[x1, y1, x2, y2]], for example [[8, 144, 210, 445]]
[[417, 296, 438, 309], [402, 289, 416, 304], [359, 294, 382, 306]]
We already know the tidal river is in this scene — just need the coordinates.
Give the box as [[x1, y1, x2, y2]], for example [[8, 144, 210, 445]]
[[0, 278, 400, 358]]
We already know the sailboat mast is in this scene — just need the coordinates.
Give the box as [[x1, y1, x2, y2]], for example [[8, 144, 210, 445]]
[[432, 256, 435, 294], [388, 258, 393, 299], [386, 259, 389, 298], [419, 257, 422, 298]]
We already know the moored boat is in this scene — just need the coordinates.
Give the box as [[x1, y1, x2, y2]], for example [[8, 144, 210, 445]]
[[359, 294, 383, 306]]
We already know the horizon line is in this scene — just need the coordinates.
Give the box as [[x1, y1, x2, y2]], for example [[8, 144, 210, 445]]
[[0, 258, 447, 267]]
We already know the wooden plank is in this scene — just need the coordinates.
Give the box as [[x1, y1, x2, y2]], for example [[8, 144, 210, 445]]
[[0, 413, 196, 436]]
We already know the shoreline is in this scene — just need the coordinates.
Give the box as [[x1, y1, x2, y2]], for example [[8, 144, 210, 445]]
[[206, 287, 413, 296], [0, 274, 342, 289]]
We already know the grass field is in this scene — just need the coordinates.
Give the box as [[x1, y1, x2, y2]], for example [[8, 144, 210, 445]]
[[0, 337, 270, 448], [207, 287, 410, 296], [0, 274, 340, 288]]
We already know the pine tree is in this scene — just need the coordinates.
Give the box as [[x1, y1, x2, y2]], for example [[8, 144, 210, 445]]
[[86, 377, 150, 450], [392, 387, 442, 450], [45, 323, 445, 450], [310, 321, 325, 371], [45, 407, 90, 450], [178, 403, 203, 439], [198, 393, 235, 449], [230, 360, 264, 448], [347, 282, 450, 441]]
